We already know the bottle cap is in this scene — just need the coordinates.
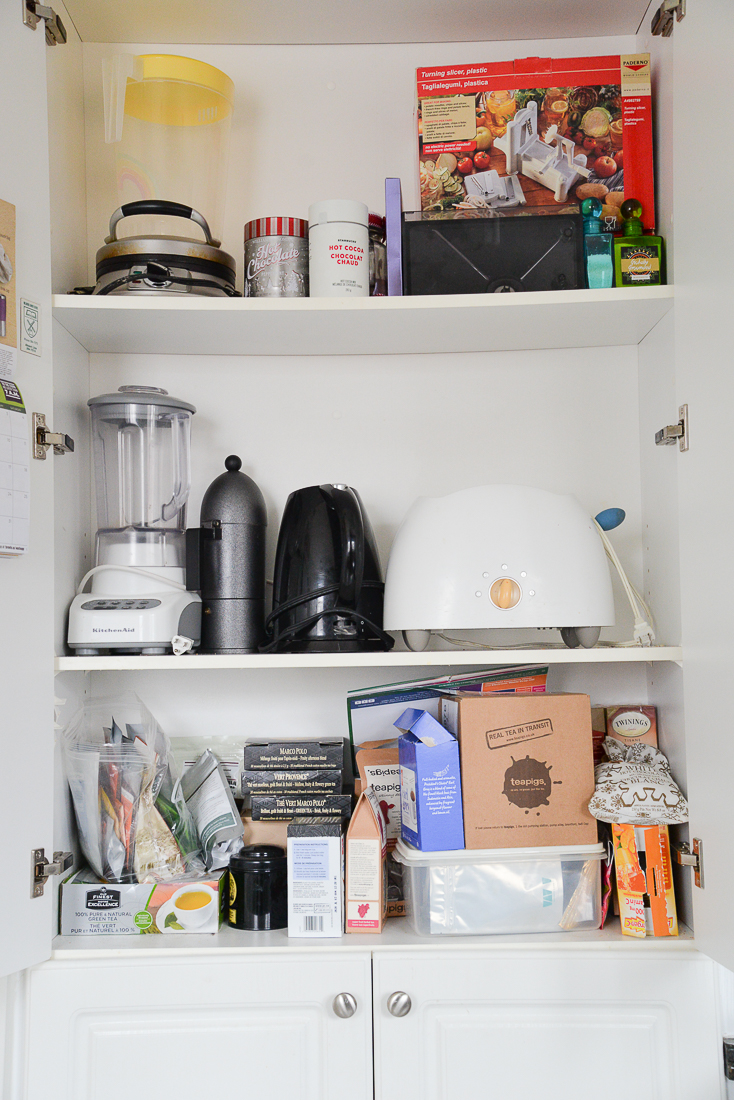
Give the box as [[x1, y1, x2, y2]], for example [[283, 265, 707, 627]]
[[620, 198, 644, 237], [581, 197, 603, 234]]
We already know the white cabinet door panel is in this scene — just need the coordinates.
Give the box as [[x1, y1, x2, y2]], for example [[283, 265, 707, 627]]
[[24, 953, 373, 1100], [373, 950, 723, 1100], [0, 0, 58, 977]]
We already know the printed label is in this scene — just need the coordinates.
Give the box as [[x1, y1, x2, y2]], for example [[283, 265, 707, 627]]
[[485, 718, 553, 750], [347, 837, 380, 900], [619, 245, 661, 285], [421, 95, 475, 143], [347, 900, 379, 929], [611, 710, 652, 738], [621, 53, 652, 97], [502, 756, 554, 809]]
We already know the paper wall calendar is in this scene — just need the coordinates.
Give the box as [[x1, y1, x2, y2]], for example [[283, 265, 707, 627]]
[[0, 379, 29, 555]]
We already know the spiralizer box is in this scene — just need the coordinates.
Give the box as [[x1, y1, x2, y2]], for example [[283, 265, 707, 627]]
[[440, 692, 596, 849], [612, 823, 678, 938], [395, 708, 464, 852], [416, 54, 655, 231], [60, 868, 224, 935]]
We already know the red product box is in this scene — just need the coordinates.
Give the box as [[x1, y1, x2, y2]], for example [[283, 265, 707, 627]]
[[416, 54, 655, 232]]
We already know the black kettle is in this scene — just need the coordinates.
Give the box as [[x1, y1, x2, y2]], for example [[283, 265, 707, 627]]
[[263, 484, 394, 653]]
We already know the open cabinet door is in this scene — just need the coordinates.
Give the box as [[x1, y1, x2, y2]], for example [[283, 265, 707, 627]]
[[0, 3, 57, 974], [673, 4, 734, 971]]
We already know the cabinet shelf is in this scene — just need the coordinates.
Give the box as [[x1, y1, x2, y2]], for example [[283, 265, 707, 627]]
[[62, 0, 653, 46], [51, 919, 695, 959], [52, 287, 673, 358], [54, 646, 682, 672]]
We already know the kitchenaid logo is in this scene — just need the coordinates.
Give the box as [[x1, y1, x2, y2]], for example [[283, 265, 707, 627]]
[[485, 719, 553, 750], [92, 627, 135, 634], [86, 887, 120, 909]]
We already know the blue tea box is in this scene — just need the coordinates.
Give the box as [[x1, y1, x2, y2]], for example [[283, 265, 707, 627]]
[[395, 708, 465, 852]]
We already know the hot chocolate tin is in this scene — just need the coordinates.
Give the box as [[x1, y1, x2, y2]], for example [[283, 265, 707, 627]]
[[244, 217, 309, 297]]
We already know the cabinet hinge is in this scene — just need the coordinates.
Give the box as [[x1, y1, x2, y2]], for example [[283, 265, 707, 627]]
[[22, 0, 66, 45], [33, 412, 74, 459], [651, 0, 686, 37], [672, 837, 704, 889], [655, 403, 688, 451], [31, 848, 72, 898]]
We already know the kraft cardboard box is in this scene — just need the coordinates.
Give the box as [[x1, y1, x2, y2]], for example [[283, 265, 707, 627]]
[[441, 692, 597, 849], [416, 54, 655, 232], [395, 708, 464, 852], [346, 787, 387, 933]]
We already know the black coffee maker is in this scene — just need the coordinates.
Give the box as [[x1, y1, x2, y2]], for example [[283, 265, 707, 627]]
[[264, 483, 393, 653]]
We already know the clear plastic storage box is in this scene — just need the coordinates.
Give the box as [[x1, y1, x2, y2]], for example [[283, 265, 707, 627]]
[[393, 839, 605, 936]]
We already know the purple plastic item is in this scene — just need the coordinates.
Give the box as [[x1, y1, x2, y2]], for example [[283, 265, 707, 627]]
[[385, 178, 403, 296]]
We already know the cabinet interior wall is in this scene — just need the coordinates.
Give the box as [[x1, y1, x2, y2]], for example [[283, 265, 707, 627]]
[[47, 19, 690, 923]]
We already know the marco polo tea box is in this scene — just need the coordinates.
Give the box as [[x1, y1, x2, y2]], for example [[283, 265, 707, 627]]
[[244, 738, 346, 771], [440, 692, 597, 849], [60, 868, 224, 935], [416, 54, 654, 233]]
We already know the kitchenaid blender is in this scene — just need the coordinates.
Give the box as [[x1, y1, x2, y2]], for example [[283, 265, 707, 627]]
[[67, 386, 201, 655]]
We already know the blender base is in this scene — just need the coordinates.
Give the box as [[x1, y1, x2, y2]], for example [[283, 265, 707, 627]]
[[67, 589, 201, 654]]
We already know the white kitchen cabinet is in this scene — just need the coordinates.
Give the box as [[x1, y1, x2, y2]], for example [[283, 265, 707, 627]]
[[22, 948, 373, 1100], [1, 0, 733, 1096], [373, 942, 723, 1100]]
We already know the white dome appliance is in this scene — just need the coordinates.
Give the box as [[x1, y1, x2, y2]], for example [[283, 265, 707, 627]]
[[383, 484, 615, 651]]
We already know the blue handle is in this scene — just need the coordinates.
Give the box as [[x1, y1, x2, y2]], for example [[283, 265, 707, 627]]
[[595, 507, 626, 531]]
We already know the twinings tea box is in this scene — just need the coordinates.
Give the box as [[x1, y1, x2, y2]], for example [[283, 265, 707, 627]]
[[441, 692, 597, 849], [606, 705, 658, 748], [346, 787, 387, 933], [60, 868, 224, 935], [612, 823, 678, 938]]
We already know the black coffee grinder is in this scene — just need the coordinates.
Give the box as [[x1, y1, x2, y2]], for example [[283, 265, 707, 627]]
[[187, 456, 267, 653]]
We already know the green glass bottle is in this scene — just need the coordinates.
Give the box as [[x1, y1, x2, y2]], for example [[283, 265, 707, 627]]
[[613, 198, 664, 287]]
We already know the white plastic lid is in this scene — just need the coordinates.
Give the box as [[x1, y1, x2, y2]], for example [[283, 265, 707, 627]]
[[393, 838, 605, 866], [308, 199, 368, 228]]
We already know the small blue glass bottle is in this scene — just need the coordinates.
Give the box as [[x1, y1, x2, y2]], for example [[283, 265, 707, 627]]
[[581, 197, 613, 289]]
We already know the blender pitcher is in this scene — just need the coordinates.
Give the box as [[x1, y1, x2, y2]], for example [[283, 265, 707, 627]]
[[67, 387, 202, 656], [103, 54, 234, 244]]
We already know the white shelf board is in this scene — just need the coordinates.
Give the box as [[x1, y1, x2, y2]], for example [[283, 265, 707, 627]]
[[62, 0, 651, 46], [52, 287, 674, 358], [54, 646, 682, 672], [52, 919, 696, 959]]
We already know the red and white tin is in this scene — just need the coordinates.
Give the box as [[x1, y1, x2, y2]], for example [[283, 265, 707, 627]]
[[243, 217, 309, 297]]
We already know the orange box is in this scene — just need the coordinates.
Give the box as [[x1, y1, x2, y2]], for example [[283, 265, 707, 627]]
[[613, 823, 678, 937]]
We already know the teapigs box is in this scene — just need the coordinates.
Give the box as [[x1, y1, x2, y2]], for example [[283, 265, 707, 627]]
[[416, 54, 655, 232], [395, 708, 464, 852], [60, 868, 224, 935], [440, 692, 596, 849]]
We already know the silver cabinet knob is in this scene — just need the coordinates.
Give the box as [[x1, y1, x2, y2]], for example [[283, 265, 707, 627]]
[[387, 991, 412, 1017], [332, 992, 357, 1018]]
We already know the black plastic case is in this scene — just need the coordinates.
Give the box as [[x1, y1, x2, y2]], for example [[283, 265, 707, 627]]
[[402, 208, 584, 295]]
